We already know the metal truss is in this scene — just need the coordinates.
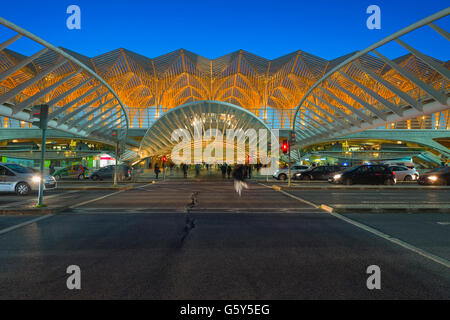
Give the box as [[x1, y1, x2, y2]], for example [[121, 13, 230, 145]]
[[140, 100, 273, 160], [88, 48, 335, 129], [292, 8, 450, 147], [0, 17, 129, 144]]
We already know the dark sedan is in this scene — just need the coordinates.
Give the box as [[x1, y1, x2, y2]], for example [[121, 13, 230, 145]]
[[330, 164, 396, 185], [89, 165, 132, 181], [417, 167, 450, 185], [294, 165, 347, 180]]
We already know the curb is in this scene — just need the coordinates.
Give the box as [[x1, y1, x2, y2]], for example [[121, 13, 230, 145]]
[[320, 204, 450, 214], [279, 186, 450, 191], [0, 206, 70, 215]]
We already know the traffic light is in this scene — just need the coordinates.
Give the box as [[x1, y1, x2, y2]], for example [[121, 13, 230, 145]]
[[281, 139, 289, 154], [112, 129, 118, 137], [31, 105, 49, 129], [162, 155, 167, 163]]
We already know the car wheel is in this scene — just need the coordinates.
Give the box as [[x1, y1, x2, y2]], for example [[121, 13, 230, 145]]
[[344, 178, 352, 185], [78, 174, 85, 180], [54, 174, 61, 181], [302, 175, 311, 181], [91, 175, 99, 181], [404, 175, 412, 182], [384, 178, 395, 185], [15, 182, 30, 196], [279, 174, 287, 181]]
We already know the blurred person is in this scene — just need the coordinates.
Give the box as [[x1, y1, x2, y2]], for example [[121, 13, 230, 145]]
[[221, 164, 227, 179], [227, 164, 232, 179], [232, 164, 248, 196], [154, 163, 160, 179]]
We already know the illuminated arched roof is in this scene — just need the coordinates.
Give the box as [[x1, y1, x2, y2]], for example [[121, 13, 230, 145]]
[[139, 100, 273, 162]]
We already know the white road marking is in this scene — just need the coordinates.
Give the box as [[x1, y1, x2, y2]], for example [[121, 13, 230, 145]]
[[437, 222, 450, 226], [274, 187, 450, 269], [0, 214, 54, 236], [258, 183, 319, 209], [0, 183, 153, 236]]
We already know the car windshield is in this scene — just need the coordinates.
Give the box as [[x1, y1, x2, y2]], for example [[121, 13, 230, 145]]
[[4, 164, 34, 174], [342, 166, 358, 173]]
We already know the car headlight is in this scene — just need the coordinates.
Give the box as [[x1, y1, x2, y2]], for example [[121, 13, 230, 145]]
[[32, 176, 41, 183], [428, 175, 438, 181], [333, 174, 342, 180]]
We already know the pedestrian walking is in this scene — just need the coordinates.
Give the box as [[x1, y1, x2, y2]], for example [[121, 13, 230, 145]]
[[195, 164, 200, 177], [248, 165, 253, 179], [154, 163, 160, 179], [227, 164, 232, 179], [49, 162, 55, 176], [182, 163, 188, 178], [232, 164, 248, 196], [221, 164, 227, 179]]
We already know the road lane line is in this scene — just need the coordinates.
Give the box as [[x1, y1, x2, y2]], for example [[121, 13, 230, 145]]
[[0, 183, 153, 236], [0, 214, 54, 236], [0, 190, 80, 209], [258, 183, 319, 208], [69, 183, 154, 209]]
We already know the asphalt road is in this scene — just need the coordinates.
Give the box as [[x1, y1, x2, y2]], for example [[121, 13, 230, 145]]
[[0, 181, 449, 299]]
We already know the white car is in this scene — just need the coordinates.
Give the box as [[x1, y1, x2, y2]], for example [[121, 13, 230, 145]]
[[0, 163, 57, 195], [388, 165, 419, 181], [273, 165, 310, 180]]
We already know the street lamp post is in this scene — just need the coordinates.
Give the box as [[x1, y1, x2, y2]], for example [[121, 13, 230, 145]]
[[32, 105, 49, 207], [288, 131, 295, 188]]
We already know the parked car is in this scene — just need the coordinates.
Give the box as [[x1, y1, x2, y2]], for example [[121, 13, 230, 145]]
[[330, 164, 396, 185], [53, 164, 89, 180], [388, 165, 419, 181], [273, 165, 310, 180], [381, 161, 415, 169], [417, 167, 450, 185], [0, 162, 56, 195], [89, 165, 132, 181], [294, 165, 347, 180]]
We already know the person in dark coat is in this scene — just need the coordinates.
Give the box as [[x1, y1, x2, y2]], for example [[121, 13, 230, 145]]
[[227, 164, 232, 179], [221, 164, 227, 179], [49, 162, 56, 175], [154, 164, 160, 179], [195, 164, 200, 177], [182, 163, 188, 178]]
